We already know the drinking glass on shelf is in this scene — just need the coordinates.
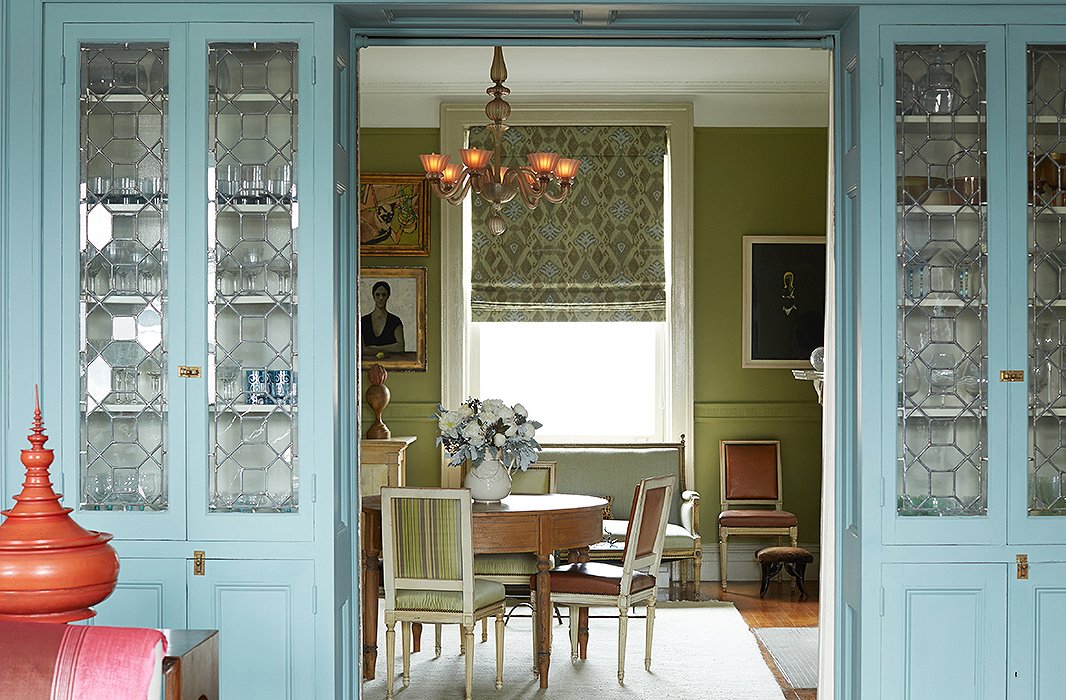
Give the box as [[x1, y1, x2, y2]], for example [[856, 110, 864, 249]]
[[241, 164, 267, 200], [140, 176, 164, 201], [87, 176, 110, 202], [217, 360, 241, 402], [108, 240, 140, 295], [269, 163, 293, 201], [138, 252, 161, 296], [929, 347, 958, 407], [238, 244, 266, 292], [82, 249, 103, 296], [217, 164, 240, 200], [268, 257, 293, 295]]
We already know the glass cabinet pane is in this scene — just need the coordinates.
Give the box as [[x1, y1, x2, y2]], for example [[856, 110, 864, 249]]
[[895, 45, 989, 516], [207, 42, 299, 513], [79, 43, 170, 511], [1028, 45, 1066, 516]]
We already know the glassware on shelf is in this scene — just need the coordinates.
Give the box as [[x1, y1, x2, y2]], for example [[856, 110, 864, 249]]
[[140, 176, 163, 201], [87, 176, 110, 201], [269, 163, 294, 201], [241, 164, 267, 201], [216, 253, 239, 296], [897, 70, 919, 115], [107, 239, 141, 295], [268, 257, 293, 295], [110, 176, 142, 204], [138, 251, 161, 296], [237, 244, 266, 292], [217, 164, 240, 199], [217, 359, 241, 402], [929, 346, 958, 406], [917, 48, 963, 115], [83, 248, 103, 296]]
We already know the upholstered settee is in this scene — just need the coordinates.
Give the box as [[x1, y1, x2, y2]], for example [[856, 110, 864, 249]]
[[0, 619, 165, 698], [538, 438, 701, 594]]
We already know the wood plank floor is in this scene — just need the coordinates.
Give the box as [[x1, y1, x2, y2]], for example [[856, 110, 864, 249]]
[[660, 580, 819, 700]]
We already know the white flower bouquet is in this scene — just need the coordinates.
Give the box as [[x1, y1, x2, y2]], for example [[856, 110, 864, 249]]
[[434, 398, 542, 473]]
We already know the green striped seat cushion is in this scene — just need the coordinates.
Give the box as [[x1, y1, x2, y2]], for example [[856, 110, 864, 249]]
[[473, 553, 541, 576], [395, 579, 506, 612], [599, 519, 697, 551]]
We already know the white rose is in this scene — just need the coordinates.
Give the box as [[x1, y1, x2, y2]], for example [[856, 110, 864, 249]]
[[505, 424, 518, 438], [493, 433, 507, 447], [498, 406, 515, 423], [518, 422, 534, 438], [513, 403, 528, 418], [462, 421, 485, 446], [459, 404, 474, 419], [438, 410, 461, 433]]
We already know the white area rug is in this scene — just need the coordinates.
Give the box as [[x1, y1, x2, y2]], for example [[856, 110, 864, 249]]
[[752, 627, 819, 689], [362, 603, 786, 699]]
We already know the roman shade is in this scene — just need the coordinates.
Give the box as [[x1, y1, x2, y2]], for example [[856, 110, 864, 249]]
[[469, 125, 668, 322]]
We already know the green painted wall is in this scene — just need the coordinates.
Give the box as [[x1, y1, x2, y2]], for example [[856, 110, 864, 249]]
[[359, 126, 827, 549]]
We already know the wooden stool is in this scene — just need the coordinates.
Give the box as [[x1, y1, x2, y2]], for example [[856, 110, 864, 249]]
[[755, 546, 813, 601]]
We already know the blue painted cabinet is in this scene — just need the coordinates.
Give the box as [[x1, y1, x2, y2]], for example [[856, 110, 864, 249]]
[[34, 10, 338, 698], [879, 21, 1066, 698]]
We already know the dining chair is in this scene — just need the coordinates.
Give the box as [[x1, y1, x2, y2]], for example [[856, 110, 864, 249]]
[[381, 487, 506, 699], [534, 474, 675, 685], [717, 439, 798, 592]]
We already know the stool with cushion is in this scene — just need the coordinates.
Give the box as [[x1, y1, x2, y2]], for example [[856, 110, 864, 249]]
[[381, 487, 506, 700], [718, 440, 798, 592], [755, 546, 814, 600], [533, 474, 675, 685]]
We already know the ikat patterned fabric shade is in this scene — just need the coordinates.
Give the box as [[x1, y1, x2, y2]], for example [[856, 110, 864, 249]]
[[469, 125, 667, 322]]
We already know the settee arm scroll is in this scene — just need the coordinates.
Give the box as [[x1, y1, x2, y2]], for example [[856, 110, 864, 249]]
[[680, 489, 701, 536]]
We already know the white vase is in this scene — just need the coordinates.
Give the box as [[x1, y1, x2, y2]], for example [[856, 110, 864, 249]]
[[464, 458, 512, 503]]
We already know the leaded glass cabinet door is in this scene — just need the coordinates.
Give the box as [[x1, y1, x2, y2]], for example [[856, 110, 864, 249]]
[[1009, 34, 1066, 543], [187, 30, 311, 542], [55, 28, 190, 540], [888, 31, 1008, 544]]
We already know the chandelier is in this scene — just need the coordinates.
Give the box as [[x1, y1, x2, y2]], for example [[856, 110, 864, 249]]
[[419, 46, 581, 236]]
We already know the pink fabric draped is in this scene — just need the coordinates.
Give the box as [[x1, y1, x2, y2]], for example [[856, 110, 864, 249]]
[[0, 620, 166, 699]]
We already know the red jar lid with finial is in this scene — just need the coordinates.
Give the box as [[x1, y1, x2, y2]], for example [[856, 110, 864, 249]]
[[0, 388, 119, 622]]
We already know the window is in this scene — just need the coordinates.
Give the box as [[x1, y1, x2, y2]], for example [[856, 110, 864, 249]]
[[440, 104, 693, 464]]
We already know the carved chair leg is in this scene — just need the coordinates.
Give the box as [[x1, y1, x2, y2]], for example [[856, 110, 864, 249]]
[[693, 551, 703, 600], [645, 600, 656, 672], [617, 606, 629, 685], [790, 527, 799, 591], [434, 622, 442, 658], [719, 530, 729, 592], [578, 607, 590, 659], [464, 624, 475, 700], [401, 622, 411, 688], [385, 621, 396, 699], [569, 605, 580, 660], [482, 616, 488, 642], [495, 614, 504, 690]]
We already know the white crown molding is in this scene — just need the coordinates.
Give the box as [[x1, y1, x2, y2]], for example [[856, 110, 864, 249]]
[[360, 79, 828, 96]]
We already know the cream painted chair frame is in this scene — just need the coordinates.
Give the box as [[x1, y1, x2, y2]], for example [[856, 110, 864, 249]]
[[539, 474, 675, 685], [381, 487, 506, 699], [718, 439, 798, 592]]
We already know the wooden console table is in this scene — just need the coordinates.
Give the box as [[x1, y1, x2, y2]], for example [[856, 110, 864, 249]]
[[360, 436, 415, 496], [161, 629, 218, 700]]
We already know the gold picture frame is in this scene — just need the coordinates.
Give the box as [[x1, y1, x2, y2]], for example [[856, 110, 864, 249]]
[[359, 174, 430, 256], [359, 267, 428, 371]]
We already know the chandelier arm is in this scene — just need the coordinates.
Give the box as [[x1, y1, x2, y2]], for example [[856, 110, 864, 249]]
[[429, 173, 475, 204], [539, 181, 574, 205], [507, 166, 548, 208]]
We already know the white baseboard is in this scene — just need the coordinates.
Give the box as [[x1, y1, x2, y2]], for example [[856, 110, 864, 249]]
[[656, 542, 821, 586]]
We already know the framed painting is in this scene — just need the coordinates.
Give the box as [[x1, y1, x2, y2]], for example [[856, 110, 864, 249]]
[[358, 174, 430, 256], [359, 267, 427, 371], [742, 235, 827, 368]]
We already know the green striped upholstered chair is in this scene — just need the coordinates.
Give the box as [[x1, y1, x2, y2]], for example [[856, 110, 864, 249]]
[[381, 487, 506, 699]]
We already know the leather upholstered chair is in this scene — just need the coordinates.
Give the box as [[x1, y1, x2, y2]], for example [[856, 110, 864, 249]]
[[717, 440, 798, 592], [535, 474, 675, 685], [381, 487, 506, 700]]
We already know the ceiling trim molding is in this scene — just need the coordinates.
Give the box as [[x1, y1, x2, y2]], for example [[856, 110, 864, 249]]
[[359, 79, 828, 95]]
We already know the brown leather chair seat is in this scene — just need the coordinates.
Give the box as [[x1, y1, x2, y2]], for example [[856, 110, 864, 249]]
[[718, 509, 798, 528], [531, 561, 657, 596]]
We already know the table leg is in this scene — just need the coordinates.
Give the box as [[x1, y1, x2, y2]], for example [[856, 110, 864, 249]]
[[362, 550, 381, 680], [535, 554, 552, 688]]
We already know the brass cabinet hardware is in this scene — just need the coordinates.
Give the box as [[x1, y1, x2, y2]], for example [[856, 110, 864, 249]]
[[1017, 554, 1029, 580], [1000, 370, 1024, 382], [193, 550, 206, 576], [178, 365, 202, 379]]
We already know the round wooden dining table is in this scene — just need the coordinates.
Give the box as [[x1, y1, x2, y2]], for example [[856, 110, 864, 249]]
[[361, 492, 607, 688]]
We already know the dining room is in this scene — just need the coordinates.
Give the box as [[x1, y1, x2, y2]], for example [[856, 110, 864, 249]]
[[356, 42, 829, 698]]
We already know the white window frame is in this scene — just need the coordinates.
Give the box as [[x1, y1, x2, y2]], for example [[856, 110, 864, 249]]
[[440, 103, 694, 486]]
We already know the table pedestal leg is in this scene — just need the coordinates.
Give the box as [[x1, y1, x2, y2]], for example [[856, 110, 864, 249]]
[[362, 550, 381, 680], [535, 555, 551, 688]]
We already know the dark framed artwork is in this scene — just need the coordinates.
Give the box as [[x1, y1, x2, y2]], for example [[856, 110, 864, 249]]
[[359, 174, 430, 256], [359, 267, 427, 371], [742, 235, 827, 368]]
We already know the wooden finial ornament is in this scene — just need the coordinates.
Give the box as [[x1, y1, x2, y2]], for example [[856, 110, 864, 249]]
[[365, 364, 391, 439], [0, 387, 119, 622]]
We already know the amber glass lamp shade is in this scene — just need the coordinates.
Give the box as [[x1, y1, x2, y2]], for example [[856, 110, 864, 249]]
[[419, 152, 449, 176], [527, 151, 560, 176], [0, 391, 119, 623], [555, 157, 582, 180]]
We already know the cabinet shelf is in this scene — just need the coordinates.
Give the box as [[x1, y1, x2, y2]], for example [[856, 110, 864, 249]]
[[898, 204, 984, 216], [901, 294, 985, 308], [84, 294, 166, 305], [899, 407, 986, 419], [214, 294, 296, 306], [897, 114, 983, 124]]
